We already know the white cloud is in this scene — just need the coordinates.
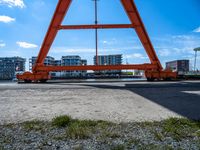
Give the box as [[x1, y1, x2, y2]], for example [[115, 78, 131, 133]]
[[125, 53, 147, 59], [0, 43, 6, 47], [16, 41, 38, 49], [193, 27, 200, 33], [51, 47, 95, 54], [102, 40, 108, 44], [158, 49, 171, 57], [155, 35, 200, 55], [0, 15, 15, 23], [0, 0, 25, 8], [0, 40, 6, 47], [50, 45, 145, 56]]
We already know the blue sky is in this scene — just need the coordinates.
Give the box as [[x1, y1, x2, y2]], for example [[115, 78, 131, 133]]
[[0, 0, 200, 70]]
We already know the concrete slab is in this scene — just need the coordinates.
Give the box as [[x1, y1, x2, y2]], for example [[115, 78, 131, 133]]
[[0, 80, 200, 124]]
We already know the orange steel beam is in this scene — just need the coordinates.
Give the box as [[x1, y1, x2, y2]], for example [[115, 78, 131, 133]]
[[36, 64, 157, 72], [33, 0, 72, 72], [59, 24, 134, 30], [16, 0, 177, 82], [16, 0, 178, 82], [120, 0, 163, 70], [33, 0, 162, 72]]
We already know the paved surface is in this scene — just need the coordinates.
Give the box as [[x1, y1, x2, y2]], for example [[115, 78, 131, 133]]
[[0, 80, 200, 124]]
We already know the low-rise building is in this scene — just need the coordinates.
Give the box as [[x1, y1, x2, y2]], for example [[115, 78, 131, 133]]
[[0, 57, 26, 80], [54, 60, 61, 66], [29, 56, 55, 71], [61, 56, 87, 77], [29, 55, 87, 78], [166, 60, 189, 74]]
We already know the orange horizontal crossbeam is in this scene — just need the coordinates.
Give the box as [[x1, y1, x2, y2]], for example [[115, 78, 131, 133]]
[[36, 64, 157, 72], [59, 24, 134, 30]]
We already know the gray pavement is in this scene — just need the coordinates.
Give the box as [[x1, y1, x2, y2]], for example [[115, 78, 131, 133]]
[[0, 80, 200, 124]]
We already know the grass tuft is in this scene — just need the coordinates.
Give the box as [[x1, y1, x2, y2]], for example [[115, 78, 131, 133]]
[[22, 120, 44, 131], [66, 122, 91, 139], [153, 131, 164, 141], [52, 115, 72, 127]]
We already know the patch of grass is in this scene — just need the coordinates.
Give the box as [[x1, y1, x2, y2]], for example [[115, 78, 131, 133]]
[[52, 115, 72, 127], [103, 131, 121, 138], [96, 120, 114, 129], [70, 119, 99, 127], [65, 119, 99, 139], [195, 129, 200, 137], [98, 126, 121, 139], [162, 118, 200, 141], [66, 122, 91, 139], [22, 120, 44, 131], [65, 119, 114, 139], [152, 130, 164, 141], [51, 116, 114, 140]]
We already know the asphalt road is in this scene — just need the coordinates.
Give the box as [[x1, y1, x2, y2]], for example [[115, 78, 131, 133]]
[[0, 80, 200, 124]]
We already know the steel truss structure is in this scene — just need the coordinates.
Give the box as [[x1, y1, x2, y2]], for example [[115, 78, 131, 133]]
[[17, 0, 177, 82]]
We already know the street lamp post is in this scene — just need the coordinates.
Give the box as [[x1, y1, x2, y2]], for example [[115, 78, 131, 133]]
[[194, 47, 200, 71]]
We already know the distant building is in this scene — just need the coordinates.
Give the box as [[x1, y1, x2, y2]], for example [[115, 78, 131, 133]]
[[0, 57, 26, 80], [81, 59, 87, 66], [29, 56, 57, 78], [93, 54, 122, 74], [29, 55, 87, 78], [54, 60, 61, 66], [29, 56, 55, 71], [62, 56, 81, 66], [61, 56, 87, 77], [166, 60, 189, 74], [94, 54, 122, 66]]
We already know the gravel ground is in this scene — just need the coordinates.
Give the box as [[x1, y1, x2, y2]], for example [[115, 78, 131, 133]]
[[0, 117, 200, 150], [0, 80, 200, 124]]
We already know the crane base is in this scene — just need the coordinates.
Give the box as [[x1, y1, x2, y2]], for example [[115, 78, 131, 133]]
[[17, 72, 50, 83], [17, 70, 177, 83], [145, 70, 177, 81]]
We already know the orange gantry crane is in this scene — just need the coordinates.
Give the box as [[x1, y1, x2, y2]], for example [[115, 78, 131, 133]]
[[17, 0, 177, 83]]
